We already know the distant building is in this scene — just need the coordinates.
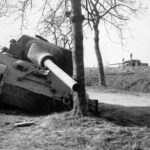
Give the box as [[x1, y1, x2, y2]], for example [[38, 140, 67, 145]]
[[123, 59, 148, 67]]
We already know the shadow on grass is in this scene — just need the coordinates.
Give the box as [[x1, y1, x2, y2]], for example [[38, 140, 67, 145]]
[[1, 100, 150, 127], [98, 102, 150, 127]]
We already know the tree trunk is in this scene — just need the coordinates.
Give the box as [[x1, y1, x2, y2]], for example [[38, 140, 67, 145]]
[[93, 25, 106, 86], [71, 0, 87, 117]]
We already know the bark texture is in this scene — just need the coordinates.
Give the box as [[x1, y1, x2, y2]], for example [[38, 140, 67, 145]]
[[93, 25, 106, 86], [71, 0, 87, 117]]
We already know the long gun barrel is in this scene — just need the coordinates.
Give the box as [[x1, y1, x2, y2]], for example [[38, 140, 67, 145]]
[[27, 43, 79, 91]]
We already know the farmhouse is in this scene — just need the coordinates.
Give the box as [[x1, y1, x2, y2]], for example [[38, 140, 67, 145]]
[[123, 59, 148, 67]]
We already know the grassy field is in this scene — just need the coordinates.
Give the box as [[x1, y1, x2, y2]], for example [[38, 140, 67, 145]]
[[0, 107, 150, 150], [85, 66, 150, 92], [0, 95, 150, 150]]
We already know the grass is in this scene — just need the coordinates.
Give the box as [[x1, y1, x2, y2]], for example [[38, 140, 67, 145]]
[[1, 104, 150, 150], [85, 66, 150, 92]]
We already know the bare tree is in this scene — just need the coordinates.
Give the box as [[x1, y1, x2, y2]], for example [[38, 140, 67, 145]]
[[36, 0, 87, 116], [71, 0, 87, 116], [36, 0, 73, 49], [39, 0, 142, 87], [82, 0, 142, 86]]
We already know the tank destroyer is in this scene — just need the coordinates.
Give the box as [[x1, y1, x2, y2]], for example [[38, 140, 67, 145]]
[[0, 35, 79, 112]]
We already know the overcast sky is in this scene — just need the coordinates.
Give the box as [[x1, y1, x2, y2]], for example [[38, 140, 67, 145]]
[[0, 0, 150, 67]]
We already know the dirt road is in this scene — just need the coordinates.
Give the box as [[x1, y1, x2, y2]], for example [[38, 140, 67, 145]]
[[87, 88, 150, 127], [87, 88, 150, 107]]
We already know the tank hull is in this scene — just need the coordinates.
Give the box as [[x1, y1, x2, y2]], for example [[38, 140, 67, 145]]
[[0, 35, 74, 112], [1, 82, 71, 112]]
